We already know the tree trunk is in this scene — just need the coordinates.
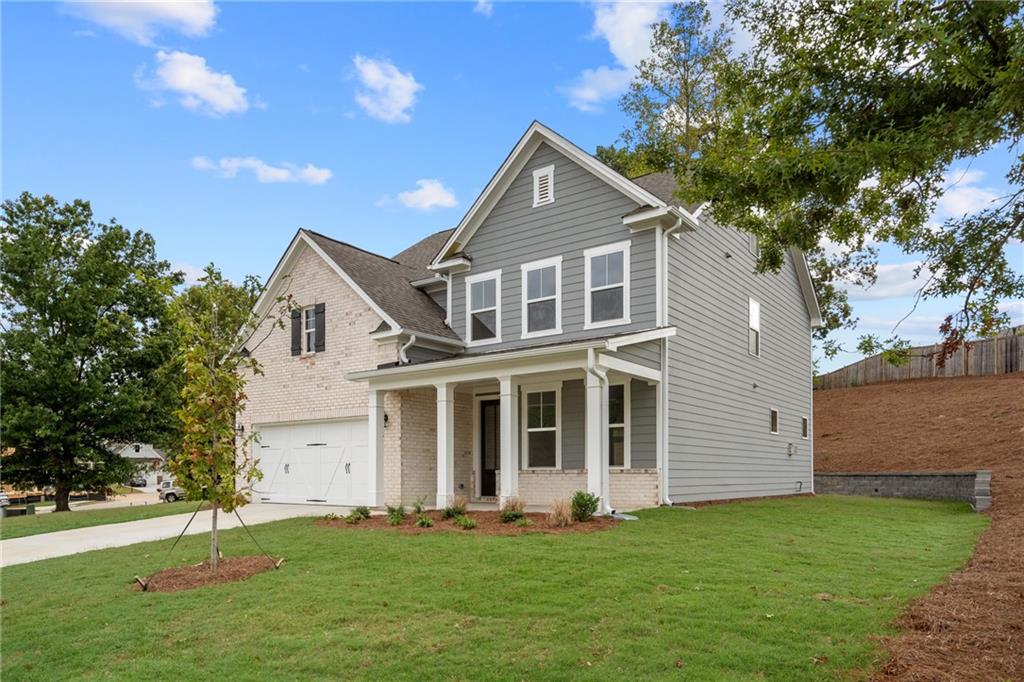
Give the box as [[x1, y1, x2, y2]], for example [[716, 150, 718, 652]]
[[210, 504, 219, 571], [54, 482, 71, 512]]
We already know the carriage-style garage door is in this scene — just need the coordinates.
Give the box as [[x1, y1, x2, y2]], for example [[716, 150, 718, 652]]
[[252, 419, 368, 505]]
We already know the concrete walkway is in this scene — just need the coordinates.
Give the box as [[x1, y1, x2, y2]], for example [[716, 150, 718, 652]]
[[1, 503, 348, 568]]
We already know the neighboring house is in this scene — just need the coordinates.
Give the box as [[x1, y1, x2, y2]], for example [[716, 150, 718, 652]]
[[240, 122, 820, 512], [115, 443, 167, 487]]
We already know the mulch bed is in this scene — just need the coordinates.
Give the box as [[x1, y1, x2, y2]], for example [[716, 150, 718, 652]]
[[815, 374, 1024, 681], [134, 556, 278, 593], [317, 509, 618, 536]]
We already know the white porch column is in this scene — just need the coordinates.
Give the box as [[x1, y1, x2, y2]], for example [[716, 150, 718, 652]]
[[585, 370, 611, 513], [435, 382, 456, 508], [367, 388, 385, 507], [498, 375, 519, 505]]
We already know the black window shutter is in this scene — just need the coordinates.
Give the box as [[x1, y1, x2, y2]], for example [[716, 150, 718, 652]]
[[290, 309, 301, 356], [314, 303, 326, 352]]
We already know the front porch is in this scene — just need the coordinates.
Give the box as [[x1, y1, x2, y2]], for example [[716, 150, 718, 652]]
[[349, 329, 673, 513]]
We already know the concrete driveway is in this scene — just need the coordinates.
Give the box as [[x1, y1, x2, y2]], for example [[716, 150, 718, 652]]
[[1, 503, 348, 567]]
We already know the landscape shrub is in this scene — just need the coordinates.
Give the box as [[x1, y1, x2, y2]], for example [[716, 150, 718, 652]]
[[454, 514, 477, 530], [350, 506, 371, 520], [548, 499, 573, 527], [442, 494, 468, 519], [386, 505, 406, 526], [412, 496, 426, 515], [499, 497, 525, 523], [322, 512, 340, 521], [515, 517, 533, 528], [571, 491, 599, 522], [415, 513, 433, 528]]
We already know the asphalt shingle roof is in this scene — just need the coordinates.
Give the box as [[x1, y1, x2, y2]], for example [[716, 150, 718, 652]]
[[629, 171, 703, 215], [303, 230, 459, 341], [392, 228, 454, 279]]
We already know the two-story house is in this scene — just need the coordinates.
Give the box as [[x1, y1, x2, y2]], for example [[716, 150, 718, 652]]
[[239, 122, 821, 512]]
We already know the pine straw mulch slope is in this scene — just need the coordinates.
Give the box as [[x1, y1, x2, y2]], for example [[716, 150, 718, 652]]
[[814, 373, 1024, 682]]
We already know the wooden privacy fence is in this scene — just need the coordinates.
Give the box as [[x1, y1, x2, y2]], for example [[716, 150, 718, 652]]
[[816, 327, 1024, 390]]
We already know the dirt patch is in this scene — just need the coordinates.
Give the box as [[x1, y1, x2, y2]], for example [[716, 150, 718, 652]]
[[317, 510, 618, 536], [134, 556, 278, 593], [814, 374, 1024, 681]]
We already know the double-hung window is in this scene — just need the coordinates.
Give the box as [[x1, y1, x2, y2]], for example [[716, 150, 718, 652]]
[[466, 270, 501, 345], [524, 387, 559, 468], [302, 306, 317, 354], [748, 297, 761, 357], [584, 240, 631, 329], [521, 256, 561, 338], [608, 383, 629, 467]]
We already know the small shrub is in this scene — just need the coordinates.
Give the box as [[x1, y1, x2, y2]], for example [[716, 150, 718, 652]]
[[454, 514, 477, 530], [571, 491, 600, 522], [515, 517, 533, 528], [412, 496, 427, 515], [350, 506, 371, 520], [344, 513, 362, 525], [386, 505, 406, 526], [499, 497, 525, 523], [548, 498, 573, 527], [415, 513, 433, 528], [322, 512, 340, 521], [442, 494, 468, 519]]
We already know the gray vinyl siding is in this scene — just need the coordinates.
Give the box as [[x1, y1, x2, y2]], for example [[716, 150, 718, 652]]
[[665, 216, 814, 502], [405, 345, 453, 363], [451, 142, 657, 351], [426, 286, 446, 312], [606, 339, 661, 371], [557, 378, 656, 471], [561, 380, 586, 469], [630, 379, 657, 468]]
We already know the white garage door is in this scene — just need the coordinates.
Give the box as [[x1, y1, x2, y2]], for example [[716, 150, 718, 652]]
[[252, 419, 368, 505]]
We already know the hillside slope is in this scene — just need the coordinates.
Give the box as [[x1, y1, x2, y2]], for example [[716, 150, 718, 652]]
[[814, 374, 1023, 681]]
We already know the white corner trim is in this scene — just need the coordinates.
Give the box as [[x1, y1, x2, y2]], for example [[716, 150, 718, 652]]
[[465, 268, 502, 347], [520, 255, 563, 339], [583, 239, 631, 331]]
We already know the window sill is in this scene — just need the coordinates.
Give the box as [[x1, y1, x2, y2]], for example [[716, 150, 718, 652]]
[[521, 327, 562, 340], [466, 337, 502, 348], [583, 317, 631, 331]]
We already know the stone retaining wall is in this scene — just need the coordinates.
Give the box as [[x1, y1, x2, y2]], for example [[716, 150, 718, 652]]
[[813, 471, 991, 511]]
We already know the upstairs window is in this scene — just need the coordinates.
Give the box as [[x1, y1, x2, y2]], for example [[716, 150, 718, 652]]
[[303, 306, 317, 353], [521, 256, 561, 338], [291, 303, 325, 356], [585, 240, 631, 329], [466, 270, 501, 344], [608, 383, 629, 467], [532, 165, 554, 207], [748, 297, 761, 357], [801, 416, 809, 440], [525, 388, 559, 468], [769, 408, 779, 434]]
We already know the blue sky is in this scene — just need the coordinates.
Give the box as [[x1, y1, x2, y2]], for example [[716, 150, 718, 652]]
[[3, 1, 1021, 372]]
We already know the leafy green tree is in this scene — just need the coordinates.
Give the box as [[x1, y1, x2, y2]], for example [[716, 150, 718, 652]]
[[169, 266, 288, 569], [698, 0, 1022, 358], [1, 193, 181, 511]]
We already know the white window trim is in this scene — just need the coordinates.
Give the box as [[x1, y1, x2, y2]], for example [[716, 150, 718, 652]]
[[521, 382, 561, 470], [748, 297, 761, 358], [769, 407, 780, 435], [465, 269, 502, 347], [608, 380, 631, 469], [532, 164, 555, 208], [520, 256, 562, 339], [584, 239, 631, 330], [301, 305, 316, 355], [801, 416, 809, 440]]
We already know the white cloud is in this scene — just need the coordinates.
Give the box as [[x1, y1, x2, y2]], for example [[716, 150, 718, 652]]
[[473, 0, 494, 17], [845, 260, 932, 301], [378, 179, 458, 211], [192, 156, 332, 185], [936, 168, 1000, 218], [172, 262, 207, 286], [137, 50, 249, 116], [64, 1, 216, 46], [564, 2, 669, 112], [352, 55, 423, 124]]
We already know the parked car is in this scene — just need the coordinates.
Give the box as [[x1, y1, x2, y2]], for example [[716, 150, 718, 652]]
[[0, 491, 9, 507], [158, 480, 185, 503], [128, 476, 147, 488]]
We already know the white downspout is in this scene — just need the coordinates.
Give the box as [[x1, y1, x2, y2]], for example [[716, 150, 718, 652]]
[[442, 273, 452, 326], [658, 218, 685, 505], [399, 334, 417, 365]]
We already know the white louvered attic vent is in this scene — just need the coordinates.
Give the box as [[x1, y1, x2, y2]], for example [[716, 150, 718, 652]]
[[532, 165, 554, 207]]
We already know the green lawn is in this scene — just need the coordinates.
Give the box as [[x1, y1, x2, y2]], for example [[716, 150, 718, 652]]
[[1, 496, 986, 680], [0, 501, 205, 540]]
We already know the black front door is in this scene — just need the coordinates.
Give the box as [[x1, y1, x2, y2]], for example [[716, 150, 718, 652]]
[[480, 399, 499, 497]]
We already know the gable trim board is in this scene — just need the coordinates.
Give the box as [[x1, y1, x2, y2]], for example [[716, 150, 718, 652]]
[[430, 121, 698, 270]]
